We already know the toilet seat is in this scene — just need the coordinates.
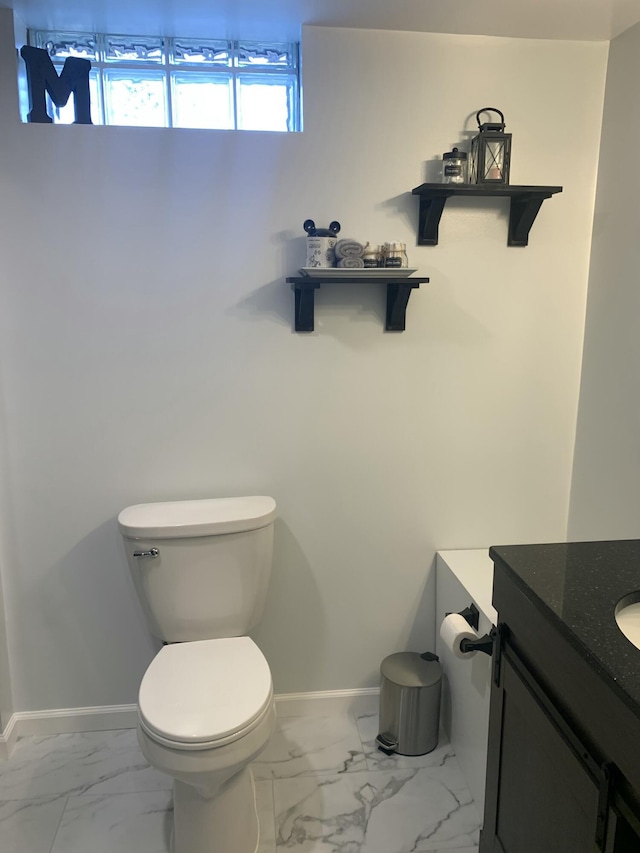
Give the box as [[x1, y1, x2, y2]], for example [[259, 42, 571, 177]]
[[138, 637, 273, 751]]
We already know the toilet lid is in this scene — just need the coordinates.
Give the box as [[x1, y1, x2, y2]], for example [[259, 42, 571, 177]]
[[138, 637, 273, 746]]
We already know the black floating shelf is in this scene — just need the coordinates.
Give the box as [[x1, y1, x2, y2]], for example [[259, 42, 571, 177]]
[[286, 275, 430, 332], [411, 183, 563, 247]]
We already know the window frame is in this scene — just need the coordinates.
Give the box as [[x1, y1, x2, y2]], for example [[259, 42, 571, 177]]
[[28, 30, 301, 132]]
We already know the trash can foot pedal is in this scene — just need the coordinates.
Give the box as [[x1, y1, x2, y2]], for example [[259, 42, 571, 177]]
[[375, 733, 398, 755]]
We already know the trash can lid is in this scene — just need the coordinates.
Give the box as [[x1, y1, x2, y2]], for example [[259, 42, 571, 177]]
[[380, 652, 442, 688]]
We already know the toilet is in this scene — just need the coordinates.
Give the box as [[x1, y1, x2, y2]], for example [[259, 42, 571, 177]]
[[117, 496, 278, 853]]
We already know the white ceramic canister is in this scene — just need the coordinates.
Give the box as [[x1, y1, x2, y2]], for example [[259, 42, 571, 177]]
[[306, 235, 338, 268]]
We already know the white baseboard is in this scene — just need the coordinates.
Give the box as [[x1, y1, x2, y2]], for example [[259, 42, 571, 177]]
[[275, 687, 380, 717], [0, 713, 18, 761], [0, 703, 138, 757], [0, 688, 381, 760]]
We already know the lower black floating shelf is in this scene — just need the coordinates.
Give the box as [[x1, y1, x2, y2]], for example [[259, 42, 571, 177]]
[[411, 183, 563, 247], [286, 275, 430, 332]]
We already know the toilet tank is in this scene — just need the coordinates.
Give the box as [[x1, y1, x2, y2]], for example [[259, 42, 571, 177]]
[[118, 497, 277, 643]]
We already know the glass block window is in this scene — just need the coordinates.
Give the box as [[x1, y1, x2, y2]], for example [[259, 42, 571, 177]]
[[28, 30, 300, 132]]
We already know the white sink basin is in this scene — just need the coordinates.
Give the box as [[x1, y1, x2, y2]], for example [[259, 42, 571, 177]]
[[615, 599, 640, 650]]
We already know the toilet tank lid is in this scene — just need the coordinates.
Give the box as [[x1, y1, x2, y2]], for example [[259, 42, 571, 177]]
[[117, 496, 277, 538]]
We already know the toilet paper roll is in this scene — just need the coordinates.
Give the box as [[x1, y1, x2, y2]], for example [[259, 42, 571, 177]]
[[439, 613, 480, 660]]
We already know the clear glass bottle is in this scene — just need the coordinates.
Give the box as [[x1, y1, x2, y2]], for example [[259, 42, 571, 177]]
[[442, 147, 468, 184]]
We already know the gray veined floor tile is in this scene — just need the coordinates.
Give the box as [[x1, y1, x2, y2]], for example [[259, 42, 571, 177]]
[[0, 729, 172, 799], [50, 790, 173, 853], [0, 795, 69, 853], [253, 714, 367, 780], [273, 762, 481, 853], [356, 713, 455, 772], [49, 783, 276, 853], [0, 713, 481, 853]]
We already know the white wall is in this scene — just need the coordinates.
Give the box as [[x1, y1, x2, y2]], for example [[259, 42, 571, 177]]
[[0, 405, 14, 728], [0, 9, 19, 729], [0, 12, 607, 711], [569, 21, 640, 539]]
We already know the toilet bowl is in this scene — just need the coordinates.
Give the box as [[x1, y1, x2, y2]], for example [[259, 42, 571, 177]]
[[136, 636, 275, 853], [117, 496, 278, 853]]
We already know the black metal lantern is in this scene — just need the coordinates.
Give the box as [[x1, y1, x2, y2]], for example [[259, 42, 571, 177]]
[[470, 107, 511, 185]]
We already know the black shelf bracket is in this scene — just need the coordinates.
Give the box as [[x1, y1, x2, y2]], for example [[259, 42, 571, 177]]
[[286, 276, 429, 332], [292, 281, 320, 332], [507, 193, 546, 247], [386, 281, 420, 331], [411, 183, 563, 247], [416, 191, 453, 246]]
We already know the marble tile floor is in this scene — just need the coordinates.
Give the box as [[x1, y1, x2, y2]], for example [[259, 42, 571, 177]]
[[0, 711, 481, 853]]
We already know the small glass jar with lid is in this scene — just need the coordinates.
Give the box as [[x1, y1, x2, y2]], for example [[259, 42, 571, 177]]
[[442, 147, 468, 184], [362, 244, 380, 268], [384, 242, 408, 268]]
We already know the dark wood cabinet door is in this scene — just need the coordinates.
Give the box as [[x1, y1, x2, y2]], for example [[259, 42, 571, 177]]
[[481, 647, 600, 853]]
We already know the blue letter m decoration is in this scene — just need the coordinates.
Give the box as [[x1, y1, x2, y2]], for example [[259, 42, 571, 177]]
[[20, 45, 92, 124]]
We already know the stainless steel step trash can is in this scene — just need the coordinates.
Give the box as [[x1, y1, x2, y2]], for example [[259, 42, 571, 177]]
[[376, 651, 442, 756]]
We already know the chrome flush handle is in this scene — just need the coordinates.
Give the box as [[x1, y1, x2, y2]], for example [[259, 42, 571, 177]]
[[133, 548, 159, 558]]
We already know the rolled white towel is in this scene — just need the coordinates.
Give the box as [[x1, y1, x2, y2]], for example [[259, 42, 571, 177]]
[[337, 256, 365, 268], [334, 239, 364, 259]]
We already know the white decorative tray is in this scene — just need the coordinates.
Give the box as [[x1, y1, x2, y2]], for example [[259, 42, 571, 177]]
[[299, 267, 418, 278]]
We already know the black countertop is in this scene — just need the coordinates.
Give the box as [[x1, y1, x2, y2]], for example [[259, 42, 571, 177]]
[[489, 540, 640, 720]]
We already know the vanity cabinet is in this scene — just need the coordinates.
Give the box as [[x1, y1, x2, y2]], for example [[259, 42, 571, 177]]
[[483, 648, 600, 852], [481, 542, 640, 853]]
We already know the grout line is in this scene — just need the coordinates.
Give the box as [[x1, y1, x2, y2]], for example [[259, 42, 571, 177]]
[[352, 708, 369, 760], [267, 778, 276, 853], [353, 707, 378, 771], [46, 793, 70, 853]]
